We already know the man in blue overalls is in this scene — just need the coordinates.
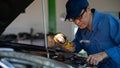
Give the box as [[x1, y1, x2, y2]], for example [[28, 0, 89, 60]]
[[64, 0, 120, 68]]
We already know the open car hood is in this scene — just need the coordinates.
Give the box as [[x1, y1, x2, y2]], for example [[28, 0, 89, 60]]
[[0, 0, 34, 35]]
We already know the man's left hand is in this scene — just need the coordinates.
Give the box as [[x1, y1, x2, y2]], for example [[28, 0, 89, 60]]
[[87, 52, 108, 65]]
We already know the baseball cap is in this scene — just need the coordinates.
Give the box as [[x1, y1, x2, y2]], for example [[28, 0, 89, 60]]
[[65, 0, 89, 21]]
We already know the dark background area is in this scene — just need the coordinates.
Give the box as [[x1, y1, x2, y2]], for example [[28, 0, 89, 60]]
[[0, 0, 34, 35]]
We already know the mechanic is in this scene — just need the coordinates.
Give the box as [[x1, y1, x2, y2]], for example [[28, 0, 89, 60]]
[[64, 0, 120, 68]]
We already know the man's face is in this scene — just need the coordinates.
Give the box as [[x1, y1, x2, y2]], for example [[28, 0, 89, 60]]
[[69, 9, 90, 29]]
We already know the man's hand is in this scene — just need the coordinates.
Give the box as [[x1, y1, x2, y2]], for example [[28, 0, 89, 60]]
[[64, 42, 75, 52], [87, 52, 108, 65]]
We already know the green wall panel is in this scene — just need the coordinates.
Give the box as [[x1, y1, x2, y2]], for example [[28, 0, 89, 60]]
[[48, 0, 56, 33]]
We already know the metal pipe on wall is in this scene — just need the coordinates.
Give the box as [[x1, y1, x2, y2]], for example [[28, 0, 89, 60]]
[[41, 0, 49, 58]]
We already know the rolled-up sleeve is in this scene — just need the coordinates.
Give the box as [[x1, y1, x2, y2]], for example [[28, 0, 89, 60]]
[[72, 29, 82, 53]]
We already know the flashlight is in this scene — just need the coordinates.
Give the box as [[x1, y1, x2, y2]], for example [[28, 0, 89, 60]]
[[53, 33, 72, 48]]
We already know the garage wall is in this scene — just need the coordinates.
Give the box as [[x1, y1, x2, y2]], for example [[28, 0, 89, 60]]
[[3, 0, 48, 34], [3, 0, 120, 41], [89, 0, 120, 12]]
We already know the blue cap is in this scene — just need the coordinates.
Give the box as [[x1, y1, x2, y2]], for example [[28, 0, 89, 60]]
[[65, 0, 89, 20]]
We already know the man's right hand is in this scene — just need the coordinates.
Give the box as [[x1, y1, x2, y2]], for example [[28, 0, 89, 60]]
[[64, 42, 75, 52]]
